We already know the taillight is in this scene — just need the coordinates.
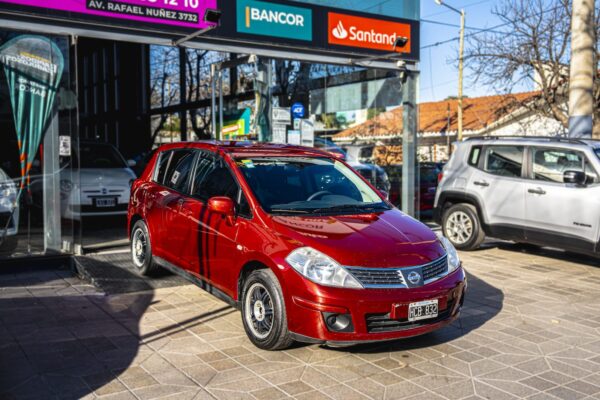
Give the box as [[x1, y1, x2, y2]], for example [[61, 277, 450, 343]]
[[437, 171, 444, 183]]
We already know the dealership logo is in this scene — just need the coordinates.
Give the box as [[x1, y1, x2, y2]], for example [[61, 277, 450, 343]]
[[237, 0, 312, 41], [328, 12, 411, 53], [332, 21, 348, 40]]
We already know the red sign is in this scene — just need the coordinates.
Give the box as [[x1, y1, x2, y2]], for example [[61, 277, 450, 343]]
[[328, 12, 411, 53]]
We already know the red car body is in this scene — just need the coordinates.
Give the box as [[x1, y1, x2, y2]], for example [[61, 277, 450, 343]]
[[128, 142, 466, 345]]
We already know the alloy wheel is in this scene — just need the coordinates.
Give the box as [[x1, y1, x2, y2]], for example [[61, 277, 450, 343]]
[[244, 282, 274, 340], [132, 228, 147, 267], [445, 210, 473, 245]]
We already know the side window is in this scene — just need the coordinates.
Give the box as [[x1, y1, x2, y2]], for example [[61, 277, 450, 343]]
[[468, 146, 482, 167], [532, 148, 584, 183], [155, 151, 172, 185], [584, 159, 599, 184], [193, 157, 238, 202], [164, 150, 196, 193], [483, 146, 524, 177]]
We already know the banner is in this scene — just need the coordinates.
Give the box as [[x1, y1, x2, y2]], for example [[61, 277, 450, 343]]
[[0, 0, 218, 30], [0, 35, 65, 191]]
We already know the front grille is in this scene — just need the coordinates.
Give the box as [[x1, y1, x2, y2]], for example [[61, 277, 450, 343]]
[[347, 255, 448, 288], [348, 268, 406, 287], [365, 301, 454, 333], [422, 256, 448, 281], [0, 212, 15, 229], [80, 204, 128, 213]]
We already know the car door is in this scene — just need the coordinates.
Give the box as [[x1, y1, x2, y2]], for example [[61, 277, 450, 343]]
[[144, 150, 172, 259], [466, 145, 526, 238], [159, 149, 197, 267], [188, 153, 243, 297], [524, 146, 600, 252]]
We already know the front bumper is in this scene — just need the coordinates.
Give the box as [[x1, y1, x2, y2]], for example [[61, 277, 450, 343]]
[[284, 267, 466, 344]]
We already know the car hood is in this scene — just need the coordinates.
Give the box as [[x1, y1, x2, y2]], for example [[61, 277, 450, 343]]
[[72, 168, 136, 187], [270, 208, 445, 268]]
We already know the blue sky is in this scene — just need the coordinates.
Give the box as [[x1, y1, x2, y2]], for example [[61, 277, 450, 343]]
[[418, 0, 532, 103]]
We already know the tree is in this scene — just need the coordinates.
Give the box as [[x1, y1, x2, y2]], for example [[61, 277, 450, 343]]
[[465, 0, 600, 137]]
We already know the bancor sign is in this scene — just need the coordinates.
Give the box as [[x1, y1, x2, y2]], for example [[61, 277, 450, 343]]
[[328, 12, 411, 53], [0, 0, 218, 29], [237, 0, 312, 41]]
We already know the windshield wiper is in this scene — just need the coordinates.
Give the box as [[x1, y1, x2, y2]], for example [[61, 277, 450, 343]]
[[310, 204, 388, 214], [270, 209, 311, 214]]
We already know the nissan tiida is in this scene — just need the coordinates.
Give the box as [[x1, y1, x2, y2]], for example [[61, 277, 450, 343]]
[[128, 142, 466, 350]]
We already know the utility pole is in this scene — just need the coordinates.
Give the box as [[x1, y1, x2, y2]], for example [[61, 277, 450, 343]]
[[435, 0, 465, 142], [402, 71, 418, 218], [568, 0, 595, 138]]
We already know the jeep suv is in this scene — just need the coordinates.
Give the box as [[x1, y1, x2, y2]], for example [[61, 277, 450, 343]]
[[434, 137, 600, 257]]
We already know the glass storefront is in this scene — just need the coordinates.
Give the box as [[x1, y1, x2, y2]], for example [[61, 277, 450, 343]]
[[0, 29, 77, 259]]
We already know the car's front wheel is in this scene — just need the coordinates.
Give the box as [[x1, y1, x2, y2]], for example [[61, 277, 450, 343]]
[[131, 220, 159, 276], [442, 203, 485, 250], [241, 269, 293, 350]]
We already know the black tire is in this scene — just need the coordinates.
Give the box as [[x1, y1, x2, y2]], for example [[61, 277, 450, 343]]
[[0, 235, 18, 254], [130, 220, 160, 276], [241, 269, 294, 350], [442, 203, 485, 250]]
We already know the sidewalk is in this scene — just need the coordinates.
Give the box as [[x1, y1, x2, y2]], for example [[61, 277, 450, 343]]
[[1, 242, 600, 400]]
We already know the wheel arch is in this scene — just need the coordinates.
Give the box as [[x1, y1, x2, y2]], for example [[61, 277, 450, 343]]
[[129, 214, 143, 239], [438, 191, 488, 231]]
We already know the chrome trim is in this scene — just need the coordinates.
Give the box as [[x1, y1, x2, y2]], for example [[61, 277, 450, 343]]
[[345, 255, 449, 289]]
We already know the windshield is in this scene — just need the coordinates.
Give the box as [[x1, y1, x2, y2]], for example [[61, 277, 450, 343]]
[[79, 144, 127, 169], [235, 157, 388, 215]]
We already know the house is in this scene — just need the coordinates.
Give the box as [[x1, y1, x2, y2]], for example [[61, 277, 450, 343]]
[[332, 92, 566, 163]]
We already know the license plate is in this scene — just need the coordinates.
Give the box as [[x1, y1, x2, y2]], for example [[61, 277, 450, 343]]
[[408, 299, 439, 322], [95, 198, 116, 208]]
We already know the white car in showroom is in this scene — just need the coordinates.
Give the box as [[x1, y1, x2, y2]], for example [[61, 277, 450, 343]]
[[61, 141, 136, 220], [0, 167, 19, 252]]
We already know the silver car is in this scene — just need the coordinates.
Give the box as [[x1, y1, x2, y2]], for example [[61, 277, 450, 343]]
[[434, 137, 600, 257], [0, 167, 19, 252]]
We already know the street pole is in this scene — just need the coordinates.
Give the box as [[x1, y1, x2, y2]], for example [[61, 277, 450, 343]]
[[402, 71, 418, 218], [568, 0, 595, 138], [457, 9, 465, 142]]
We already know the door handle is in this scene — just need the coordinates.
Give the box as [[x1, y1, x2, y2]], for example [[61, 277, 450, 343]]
[[528, 187, 546, 195], [474, 181, 490, 187]]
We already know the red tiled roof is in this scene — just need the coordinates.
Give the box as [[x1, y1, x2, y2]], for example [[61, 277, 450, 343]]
[[333, 92, 540, 141]]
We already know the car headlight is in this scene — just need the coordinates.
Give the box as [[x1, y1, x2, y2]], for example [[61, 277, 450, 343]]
[[439, 236, 461, 273], [286, 247, 363, 289], [60, 179, 73, 193]]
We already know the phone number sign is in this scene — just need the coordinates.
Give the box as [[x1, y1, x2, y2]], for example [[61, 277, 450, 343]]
[[0, 0, 217, 29]]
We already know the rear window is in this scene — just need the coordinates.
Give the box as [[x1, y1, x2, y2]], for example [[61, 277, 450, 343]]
[[164, 150, 196, 193], [155, 151, 172, 184], [468, 146, 482, 167]]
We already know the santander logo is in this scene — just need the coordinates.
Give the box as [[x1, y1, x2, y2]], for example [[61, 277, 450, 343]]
[[332, 20, 348, 40], [328, 12, 411, 53]]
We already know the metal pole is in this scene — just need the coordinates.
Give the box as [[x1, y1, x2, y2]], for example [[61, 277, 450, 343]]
[[402, 71, 418, 217], [457, 9, 465, 142], [211, 64, 217, 139], [219, 71, 224, 141], [568, 0, 595, 138], [179, 47, 187, 142]]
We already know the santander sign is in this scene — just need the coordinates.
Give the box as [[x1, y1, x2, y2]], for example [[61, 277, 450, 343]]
[[328, 12, 411, 53]]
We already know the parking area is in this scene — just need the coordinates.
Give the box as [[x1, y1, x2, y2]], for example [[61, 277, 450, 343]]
[[1, 243, 600, 400]]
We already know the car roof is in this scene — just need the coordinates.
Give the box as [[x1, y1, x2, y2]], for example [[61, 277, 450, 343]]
[[155, 141, 335, 158], [463, 136, 600, 149]]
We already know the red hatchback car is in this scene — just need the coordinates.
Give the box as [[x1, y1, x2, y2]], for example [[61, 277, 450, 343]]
[[128, 142, 466, 350]]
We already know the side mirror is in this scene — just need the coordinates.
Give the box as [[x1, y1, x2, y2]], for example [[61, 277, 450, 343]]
[[127, 159, 137, 168], [563, 170, 587, 186], [208, 196, 235, 224]]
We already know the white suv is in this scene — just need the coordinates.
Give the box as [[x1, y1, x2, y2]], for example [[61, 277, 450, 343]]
[[434, 137, 600, 257]]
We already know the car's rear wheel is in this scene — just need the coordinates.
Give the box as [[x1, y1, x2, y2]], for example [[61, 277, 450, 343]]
[[443, 203, 485, 250], [241, 269, 293, 350], [131, 220, 159, 276]]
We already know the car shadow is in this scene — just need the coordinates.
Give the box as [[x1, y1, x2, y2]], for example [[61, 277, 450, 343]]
[[483, 240, 600, 268], [0, 258, 234, 400], [332, 271, 504, 354]]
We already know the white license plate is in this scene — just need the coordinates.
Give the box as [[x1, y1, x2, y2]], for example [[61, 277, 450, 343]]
[[95, 198, 116, 208], [408, 299, 439, 322]]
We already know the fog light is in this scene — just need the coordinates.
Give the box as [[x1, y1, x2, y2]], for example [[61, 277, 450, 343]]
[[323, 312, 354, 333]]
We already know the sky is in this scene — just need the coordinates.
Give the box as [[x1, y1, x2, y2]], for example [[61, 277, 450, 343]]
[[418, 0, 533, 103]]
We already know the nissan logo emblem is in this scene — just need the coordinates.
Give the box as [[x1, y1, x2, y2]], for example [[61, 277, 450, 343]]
[[407, 271, 421, 285]]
